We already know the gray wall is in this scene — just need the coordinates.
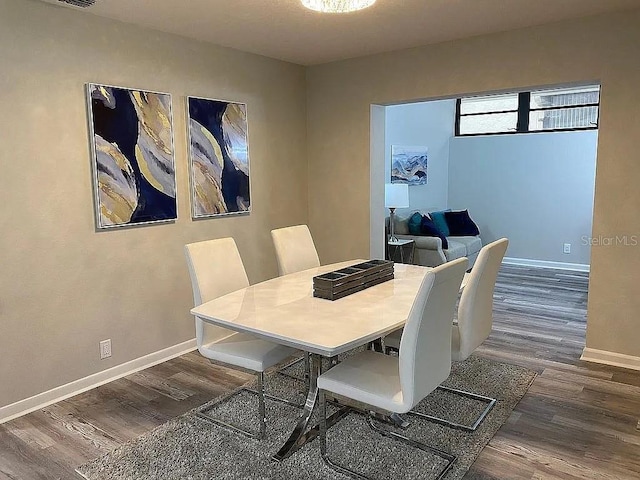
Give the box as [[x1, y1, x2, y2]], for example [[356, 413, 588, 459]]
[[307, 10, 640, 360], [448, 131, 597, 266], [0, 0, 307, 409], [384, 100, 455, 215]]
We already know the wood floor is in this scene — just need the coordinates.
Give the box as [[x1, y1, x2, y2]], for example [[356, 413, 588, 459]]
[[468, 266, 640, 480], [1, 265, 639, 479]]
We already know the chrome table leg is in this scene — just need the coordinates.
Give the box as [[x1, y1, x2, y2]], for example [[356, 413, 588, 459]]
[[272, 353, 322, 461], [273, 353, 349, 461]]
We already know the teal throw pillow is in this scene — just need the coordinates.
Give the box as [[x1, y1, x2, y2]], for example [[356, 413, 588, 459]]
[[407, 212, 423, 235], [429, 210, 451, 237]]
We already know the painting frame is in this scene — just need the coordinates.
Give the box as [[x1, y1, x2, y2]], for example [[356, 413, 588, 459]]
[[86, 83, 178, 230], [391, 145, 428, 186], [186, 95, 252, 219]]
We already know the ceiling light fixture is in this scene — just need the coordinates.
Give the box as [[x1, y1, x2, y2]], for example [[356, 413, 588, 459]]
[[301, 0, 376, 13]]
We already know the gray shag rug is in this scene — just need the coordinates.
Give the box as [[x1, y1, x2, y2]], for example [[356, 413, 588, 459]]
[[76, 354, 535, 480]]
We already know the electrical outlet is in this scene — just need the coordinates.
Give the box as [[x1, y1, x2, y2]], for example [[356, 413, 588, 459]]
[[563, 243, 571, 254], [99, 339, 112, 359]]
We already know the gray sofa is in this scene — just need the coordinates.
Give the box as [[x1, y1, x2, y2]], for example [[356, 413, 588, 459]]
[[387, 211, 482, 268]]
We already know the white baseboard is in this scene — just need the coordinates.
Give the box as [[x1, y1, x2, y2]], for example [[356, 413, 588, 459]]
[[581, 347, 640, 371], [503, 257, 590, 272], [0, 339, 197, 424]]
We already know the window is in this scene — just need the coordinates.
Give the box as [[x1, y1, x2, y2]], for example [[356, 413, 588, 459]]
[[455, 85, 600, 136]]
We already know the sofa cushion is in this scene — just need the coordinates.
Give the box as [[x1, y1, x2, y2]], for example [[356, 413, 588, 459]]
[[407, 212, 423, 235], [444, 210, 480, 236], [429, 210, 451, 236], [408, 235, 444, 249], [443, 240, 467, 261], [420, 215, 448, 249], [448, 236, 482, 256]]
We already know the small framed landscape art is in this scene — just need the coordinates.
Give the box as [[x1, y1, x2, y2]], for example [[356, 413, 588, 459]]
[[391, 145, 428, 186], [87, 83, 177, 229], [187, 96, 251, 218]]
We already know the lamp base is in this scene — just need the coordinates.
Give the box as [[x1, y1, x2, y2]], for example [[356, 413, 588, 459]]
[[388, 207, 398, 244]]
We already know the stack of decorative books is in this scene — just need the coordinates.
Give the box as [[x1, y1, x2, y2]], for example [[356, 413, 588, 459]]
[[313, 259, 394, 301]]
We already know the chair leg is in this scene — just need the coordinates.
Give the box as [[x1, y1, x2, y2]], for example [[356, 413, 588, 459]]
[[196, 372, 301, 440], [318, 389, 456, 480], [368, 338, 384, 353], [409, 385, 496, 432], [319, 390, 327, 457], [368, 410, 410, 429], [277, 355, 306, 380], [367, 417, 456, 480], [196, 373, 266, 440], [277, 352, 312, 391], [319, 390, 368, 480], [257, 372, 267, 439], [304, 352, 311, 392], [275, 353, 312, 404]]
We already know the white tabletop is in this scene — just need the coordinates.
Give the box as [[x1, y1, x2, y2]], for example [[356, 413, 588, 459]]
[[191, 260, 431, 356]]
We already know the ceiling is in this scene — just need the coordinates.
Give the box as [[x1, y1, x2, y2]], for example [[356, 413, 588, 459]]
[[41, 0, 640, 65]]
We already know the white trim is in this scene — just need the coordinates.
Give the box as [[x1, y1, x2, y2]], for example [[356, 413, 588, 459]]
[[581, 347, 640, 371], [503, 257, 590, 272], [0, 339, 197, 424]]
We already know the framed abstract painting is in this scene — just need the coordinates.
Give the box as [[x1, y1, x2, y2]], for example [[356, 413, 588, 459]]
[[391, 145, 428, 186], [87, 83, 177, 229], [187, 96, 251, 218]]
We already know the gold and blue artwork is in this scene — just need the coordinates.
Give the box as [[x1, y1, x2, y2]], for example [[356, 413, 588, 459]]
[[187, 96, 251, 218], [87, 83, 177, 229], [391, 145, 428, 186]]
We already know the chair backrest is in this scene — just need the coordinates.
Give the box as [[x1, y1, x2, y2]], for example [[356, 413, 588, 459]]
[[456, 238, 509, 361], [399, 257, 468, 410], [184, 237, 250, 348], [270, 225, 320, 276]]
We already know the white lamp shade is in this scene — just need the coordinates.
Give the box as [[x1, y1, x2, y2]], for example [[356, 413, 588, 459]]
[[385, 183, 409, 208]]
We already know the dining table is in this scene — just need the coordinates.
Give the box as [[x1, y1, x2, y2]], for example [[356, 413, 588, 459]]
[[190, 259, 434, 460]]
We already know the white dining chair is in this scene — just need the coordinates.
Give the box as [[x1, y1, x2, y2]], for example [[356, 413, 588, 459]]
[[385, 237, 509, 432], [270, 224, 320, 276], [184, 237, 298, 439], [317, 257, 468, 480], [270, 224, 321, 382]]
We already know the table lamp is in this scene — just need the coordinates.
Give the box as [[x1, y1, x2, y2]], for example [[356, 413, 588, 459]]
[[385, 183, 409, 242]]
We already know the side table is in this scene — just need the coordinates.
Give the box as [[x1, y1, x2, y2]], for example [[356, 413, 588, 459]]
[[387, 238, 415, 264]]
